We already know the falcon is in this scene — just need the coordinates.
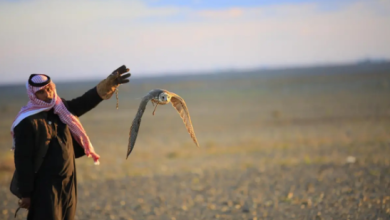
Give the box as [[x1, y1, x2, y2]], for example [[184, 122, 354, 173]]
[[127, 89, 199, 158]]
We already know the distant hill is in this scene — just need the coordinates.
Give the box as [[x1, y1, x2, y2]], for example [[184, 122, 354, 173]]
[[1, 61, 389, 90]]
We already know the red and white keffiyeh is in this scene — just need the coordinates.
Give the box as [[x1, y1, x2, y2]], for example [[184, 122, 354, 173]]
[[11, 74, 100, 165]]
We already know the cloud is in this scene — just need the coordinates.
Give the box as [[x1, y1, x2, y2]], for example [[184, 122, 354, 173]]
[[197, 8, 243, 19], [0, 0, 389, 84]]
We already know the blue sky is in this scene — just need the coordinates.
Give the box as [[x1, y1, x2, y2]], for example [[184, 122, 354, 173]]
[[146, 0, 304, 8], [144, 0, 353, 9], [0, 0, 389, 84]]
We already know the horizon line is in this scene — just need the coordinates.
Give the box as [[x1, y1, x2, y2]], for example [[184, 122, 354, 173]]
[[1, 59, 389, 86]]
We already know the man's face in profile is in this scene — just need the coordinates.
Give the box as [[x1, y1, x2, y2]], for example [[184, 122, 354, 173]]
[[35, 85, 54, 103]]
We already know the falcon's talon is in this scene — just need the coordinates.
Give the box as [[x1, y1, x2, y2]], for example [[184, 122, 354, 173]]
[[127, 89, 200, 158], [152, 103, 159, 115]]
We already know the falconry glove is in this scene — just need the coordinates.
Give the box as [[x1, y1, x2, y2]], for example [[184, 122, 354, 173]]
[[97, 65, 131, 100]]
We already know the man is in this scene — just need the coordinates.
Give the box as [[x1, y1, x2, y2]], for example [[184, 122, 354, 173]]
[[10, 65, 131, 220]]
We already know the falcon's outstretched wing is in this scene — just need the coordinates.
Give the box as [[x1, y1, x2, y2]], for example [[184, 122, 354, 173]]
[[168, 91, 199, 147], [127, 90, 161, 159]]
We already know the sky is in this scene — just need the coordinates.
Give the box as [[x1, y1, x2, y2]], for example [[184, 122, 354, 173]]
[[0, 0, 389, 84]]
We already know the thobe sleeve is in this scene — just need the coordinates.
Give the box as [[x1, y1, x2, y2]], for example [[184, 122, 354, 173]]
[[72, 138, 86, 158], [64, 86, 103, 117], [63, 87, 103, 158], [13, 118, 35, 198]]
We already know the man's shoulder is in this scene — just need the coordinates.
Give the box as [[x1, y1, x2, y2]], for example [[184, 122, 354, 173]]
[[60, 98, 71, 109], [26, 111, 47, 120], [18, 111, 48, 126], [15, 111, 50, 131]]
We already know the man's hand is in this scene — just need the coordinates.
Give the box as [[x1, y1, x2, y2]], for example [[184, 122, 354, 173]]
[[110, 65, 131, 85], [18, 197, 31, 209], [97, 65, 131, 100], [15, 197, 30, 217]]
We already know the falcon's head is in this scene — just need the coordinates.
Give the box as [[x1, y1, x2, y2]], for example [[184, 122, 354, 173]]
[[158, 92, 171, 104]]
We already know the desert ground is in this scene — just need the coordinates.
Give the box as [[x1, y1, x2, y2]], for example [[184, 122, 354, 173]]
[[0, 63, 389, 220]]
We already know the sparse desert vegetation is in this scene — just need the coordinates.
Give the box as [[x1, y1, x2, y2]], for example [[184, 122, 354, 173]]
[[0, 63, 390, 219]]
